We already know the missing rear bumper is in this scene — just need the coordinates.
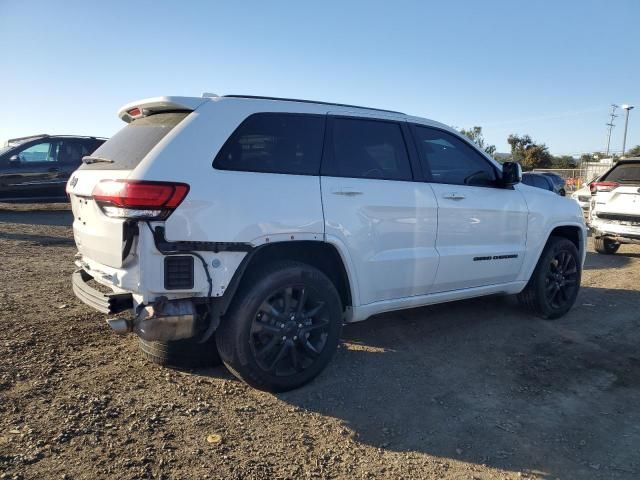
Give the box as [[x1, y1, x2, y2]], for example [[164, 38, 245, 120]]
[[72, 270, 133, 314]]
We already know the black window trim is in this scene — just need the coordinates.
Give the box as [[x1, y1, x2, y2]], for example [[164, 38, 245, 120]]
[[212, 111, 327, 177], [408, 123, 502, 188], [320, 114, 417, 182]]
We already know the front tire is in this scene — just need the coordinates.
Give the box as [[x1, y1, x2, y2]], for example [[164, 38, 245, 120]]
[[594, 237, 620, 254], [216, 261, 343, 392], [518, 236, 581, 319]]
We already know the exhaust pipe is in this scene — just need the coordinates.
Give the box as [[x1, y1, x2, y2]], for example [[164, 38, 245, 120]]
[[106, 299, 197, 342], [106, 317, 132, 334]]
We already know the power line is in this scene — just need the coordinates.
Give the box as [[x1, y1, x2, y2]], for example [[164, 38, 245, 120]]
[[605, 104, 618, 156]]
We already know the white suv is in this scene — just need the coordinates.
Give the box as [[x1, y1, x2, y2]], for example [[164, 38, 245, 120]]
[[68, 95, 586, 391], [589, 158, 640, 254]]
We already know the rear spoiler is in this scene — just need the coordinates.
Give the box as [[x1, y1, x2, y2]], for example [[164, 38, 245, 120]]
[[117, 96, 210, 123]]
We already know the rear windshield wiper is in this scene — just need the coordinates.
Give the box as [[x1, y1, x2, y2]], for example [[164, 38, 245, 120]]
[[82, 155, 114, 164]]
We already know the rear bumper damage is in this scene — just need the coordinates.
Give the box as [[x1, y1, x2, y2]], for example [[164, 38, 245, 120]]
[[591, 220, 640, 245], [72, 270, 133, 314], [72, 269, 199, 342]]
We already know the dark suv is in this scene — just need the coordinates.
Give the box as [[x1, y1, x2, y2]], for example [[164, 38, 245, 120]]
[[0, 134, 106, 202]]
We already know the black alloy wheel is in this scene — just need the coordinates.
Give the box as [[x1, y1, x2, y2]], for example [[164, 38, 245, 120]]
[[216, 261, 343, 391], [250, 285, 330, 376], [544, 250, 579, 309]]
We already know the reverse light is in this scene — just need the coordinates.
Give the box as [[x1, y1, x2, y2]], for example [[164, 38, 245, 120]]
[[590, 181, 619, 195], [92, 180, 189, 219]]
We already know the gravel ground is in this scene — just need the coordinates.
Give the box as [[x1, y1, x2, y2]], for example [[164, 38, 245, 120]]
[[1, 203, 640, 480]]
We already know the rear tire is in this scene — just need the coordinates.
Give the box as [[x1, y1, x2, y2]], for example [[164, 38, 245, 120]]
[[594, 237, 620, 254], [518, 236, 581, 319], [139, 335, 221, 369], [216, 261, 343, 392]]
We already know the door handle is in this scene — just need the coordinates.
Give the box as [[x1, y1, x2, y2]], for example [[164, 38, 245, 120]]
[[332, 188, 363, 197], [48, 167, 59, 172], [443, 192, 465, 200]]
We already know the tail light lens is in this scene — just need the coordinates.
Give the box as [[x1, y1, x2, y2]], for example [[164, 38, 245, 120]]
[[92, 180, 189, 219], [590, 181, 619, 195]]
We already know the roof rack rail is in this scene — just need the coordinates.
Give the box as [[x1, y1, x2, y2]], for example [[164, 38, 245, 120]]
[[223, 95, 405, 115], [7, 134, 49, 144]]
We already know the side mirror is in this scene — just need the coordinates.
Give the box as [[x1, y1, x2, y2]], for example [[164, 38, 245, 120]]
[[9, 154, 20, 166], [502, 161, 522, 187]]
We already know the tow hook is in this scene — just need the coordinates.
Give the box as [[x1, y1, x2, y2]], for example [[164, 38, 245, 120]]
[[106, 298, 197, 342]]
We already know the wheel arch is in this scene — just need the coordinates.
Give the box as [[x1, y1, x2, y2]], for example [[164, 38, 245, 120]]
[[520, 222, 586, 285], [219, 240, 355, 318]]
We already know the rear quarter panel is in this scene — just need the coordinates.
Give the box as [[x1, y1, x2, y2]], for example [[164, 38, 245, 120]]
[[129, 99, 326, 245]]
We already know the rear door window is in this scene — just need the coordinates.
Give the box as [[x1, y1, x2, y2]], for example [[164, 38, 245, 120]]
[[604, 163, 640, 183], [214, 113, 326, 175], [80, 112, 189, 170], [59, 140, 91, 165], [322, 117, 412, 181]]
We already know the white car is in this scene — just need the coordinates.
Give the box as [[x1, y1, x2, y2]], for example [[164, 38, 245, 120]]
[[589, 158, 640, 254], [572, 183, 593, 211], [67, 95, 586, 391]]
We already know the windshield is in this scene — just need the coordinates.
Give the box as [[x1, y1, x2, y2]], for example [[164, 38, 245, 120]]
[[79, 112, 189, 170], [604, 163, 640, 183]]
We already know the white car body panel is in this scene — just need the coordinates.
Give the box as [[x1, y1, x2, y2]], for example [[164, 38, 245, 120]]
[[321, 176, 439, 304], [68, 94, 587, 324], [429, 183, 528, 292]]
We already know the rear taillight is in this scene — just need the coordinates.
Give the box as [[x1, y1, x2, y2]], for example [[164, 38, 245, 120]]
[[590, 181, 619, 195], [92, 180, 189, 219]]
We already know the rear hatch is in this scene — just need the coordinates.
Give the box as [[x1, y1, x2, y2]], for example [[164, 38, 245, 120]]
[[67, 101, 198, 267], [593, 161, 640, 223]]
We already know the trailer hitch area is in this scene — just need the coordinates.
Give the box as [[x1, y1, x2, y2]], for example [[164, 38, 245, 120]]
[[106, 298, 197, 342]]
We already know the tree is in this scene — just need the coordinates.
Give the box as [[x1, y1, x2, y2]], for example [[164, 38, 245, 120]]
[[580, 151, 618, 163], [507, 134, 553, 170], [551, 155, 577, 169], [460, 126, 497, 157], [625, 145, 640, 157]]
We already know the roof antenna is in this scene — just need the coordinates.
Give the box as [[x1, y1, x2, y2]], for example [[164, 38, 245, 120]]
[[202, 92, 219, 98]]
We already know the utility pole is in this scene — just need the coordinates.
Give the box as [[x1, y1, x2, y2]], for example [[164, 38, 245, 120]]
[[621, 104, 634, 157], [605, 104, 618, 157]]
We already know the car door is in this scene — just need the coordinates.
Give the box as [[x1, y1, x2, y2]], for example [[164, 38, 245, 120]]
[[320, 115, 439, 305], [0, 140, 61, 200], [411, 124, 528, 292], [57, 139, 93, 192]]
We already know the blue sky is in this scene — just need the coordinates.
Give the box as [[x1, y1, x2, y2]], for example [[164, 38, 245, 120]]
[[0, 0, 638, 155]]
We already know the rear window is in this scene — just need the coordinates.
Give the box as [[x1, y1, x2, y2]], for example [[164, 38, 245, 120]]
[[213, 113, 325, 176], [79, 112, 189, 170], [604, 162, 640, 183]]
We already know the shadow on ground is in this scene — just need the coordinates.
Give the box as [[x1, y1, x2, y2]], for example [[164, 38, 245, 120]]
[[197, 287, 640, 478]]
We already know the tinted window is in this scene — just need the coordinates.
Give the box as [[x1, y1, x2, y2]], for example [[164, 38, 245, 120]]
[[523, 174, 550, 190], [18, 141, 59, 163], [214, 113, 325, 175], [413, 126, 496, 186], [604, 163, 640, 183], [80, 112, 189, 170], [59, 140, 91, 165], [324, 118, 411, 181]]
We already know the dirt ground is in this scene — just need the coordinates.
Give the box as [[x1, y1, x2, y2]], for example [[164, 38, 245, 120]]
[[1, 203, 639, 480]]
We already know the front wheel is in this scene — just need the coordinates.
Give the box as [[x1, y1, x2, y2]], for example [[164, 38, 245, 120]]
[[518, 236, 581, 319], [216, 261, 343, 392], [594, 237, 620, 254]]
